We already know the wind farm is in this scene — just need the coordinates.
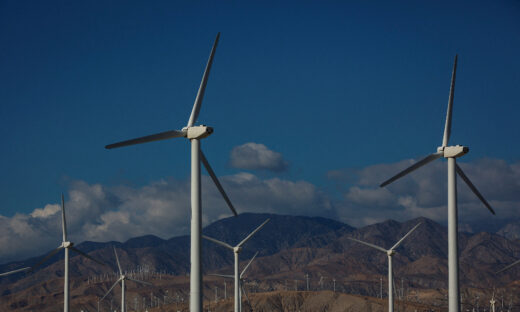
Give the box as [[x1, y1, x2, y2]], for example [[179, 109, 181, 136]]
[[1, 1, 519, 312]]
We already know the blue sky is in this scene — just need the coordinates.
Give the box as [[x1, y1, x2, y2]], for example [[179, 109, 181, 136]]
[[0, 1, 519, 261]]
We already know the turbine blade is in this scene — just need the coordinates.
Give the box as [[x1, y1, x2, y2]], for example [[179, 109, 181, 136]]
[[200, 150, 238, 216], [70, 247, 106, 266], [105, 130, 185, 149], [241, 284, 252, 308], [455, 164, 496, 215], [61, 193, 67, 242], [202, 235, 234, 250], [127, 277, 153, 286], [391, 222, 422, 250], [187, 32, 220, 128], [209, 273, 234, 279], [442, 55, 458, 147], [100, 279, 121, 302], [238, 218, 270, 248], [29, 247, 63, 272], [0, 267, 31, 277], [347, 237, 387, 253], [380, 152, 442, 187], [496, 259, 520, 274], [240, 251, 259, 278], [113, 247, 122, 275]]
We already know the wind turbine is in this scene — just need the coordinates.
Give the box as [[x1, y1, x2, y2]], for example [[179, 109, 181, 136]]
[[105, 32, 238, 312], [29, 194, 105, 312], [210, 251, 259, 312], [347, 222, 421, 312], [379, 55, 496, 312], [101, 247, 152, 312], [490, 290, 496, 312], [203, 218, 269, 312]]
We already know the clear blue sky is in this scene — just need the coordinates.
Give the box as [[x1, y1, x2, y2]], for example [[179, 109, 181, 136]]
[[1, 0, 519, 216]]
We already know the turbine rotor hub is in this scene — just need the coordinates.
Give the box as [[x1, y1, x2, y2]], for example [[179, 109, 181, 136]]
[[387, 250, 396, 256], [442, 145, 469, 158], [62, 241, 73, 248], [233, 246, 242, 253], [186, 125, 213, 140]]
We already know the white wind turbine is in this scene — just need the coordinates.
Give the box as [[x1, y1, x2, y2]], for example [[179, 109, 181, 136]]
[[348, 222, 421, 312], [490, 290, 496, 312], [210, 251, 259, 312], [379, 55, 495, 312], [203, 218, 270, 312], [29, 194, 105, 312], [101, 247, 152, 312], [105, 32, 238, 312]]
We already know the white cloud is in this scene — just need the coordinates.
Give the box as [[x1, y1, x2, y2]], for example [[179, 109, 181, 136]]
[[30, 204, 60, 218], [230, 142, 288, 172], [333, 158, 520, 230], [0, 157, 518, 263], [0, 172, 331, 263]]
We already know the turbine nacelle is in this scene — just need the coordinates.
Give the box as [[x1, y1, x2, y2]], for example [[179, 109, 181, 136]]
[[233, 246, 242, 254], [442, 145, 469, 158], [61, 241, 73, 248], [186, 125, 213, 140], [387, 249, 396, 257]]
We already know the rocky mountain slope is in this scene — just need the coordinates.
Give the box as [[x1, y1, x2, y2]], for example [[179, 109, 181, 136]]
[[1, 213, 520, 311]]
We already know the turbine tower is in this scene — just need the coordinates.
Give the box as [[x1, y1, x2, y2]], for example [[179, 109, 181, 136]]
[[348, 222, 421, 312], [101, 247, 152, 312], [105, 32, 238, 312], [379, 55, 496, 312], [29, 194, 105, 312], [203, 218, 270, 312], [210, 251, 260, 312]]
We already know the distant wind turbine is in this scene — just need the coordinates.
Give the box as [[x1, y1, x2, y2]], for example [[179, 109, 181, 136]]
[[348, 222, 422, 312], [203, 218, 269, 312], [379, 55, 495, 312], [101, 247, 152, 312], [105, 32, 238, 312], [490, 290, 496, 312], [29, 194, 105, 312], [210, 251, 259, 312]]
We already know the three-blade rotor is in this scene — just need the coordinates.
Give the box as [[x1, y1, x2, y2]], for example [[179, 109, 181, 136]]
[[379, 55, 495, 216], [29, 194, 105, 273], [101, 247, 152, 302], [203, 218, 270, 251], [348, 222, 422, 254], [104, 32, 237, 218]]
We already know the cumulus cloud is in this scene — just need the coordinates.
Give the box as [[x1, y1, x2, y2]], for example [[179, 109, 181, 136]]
[[230, 143, 288, 172], [0, 172, 332, 263], [332, 158, 520, 230], [1, 157, 518, 263]]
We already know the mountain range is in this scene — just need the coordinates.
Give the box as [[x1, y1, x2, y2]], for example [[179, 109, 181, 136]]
[[1, 213, 520, 311]]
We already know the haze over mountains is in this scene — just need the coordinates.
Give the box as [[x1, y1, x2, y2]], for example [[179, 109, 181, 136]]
[[1, 212, 520, 311]]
